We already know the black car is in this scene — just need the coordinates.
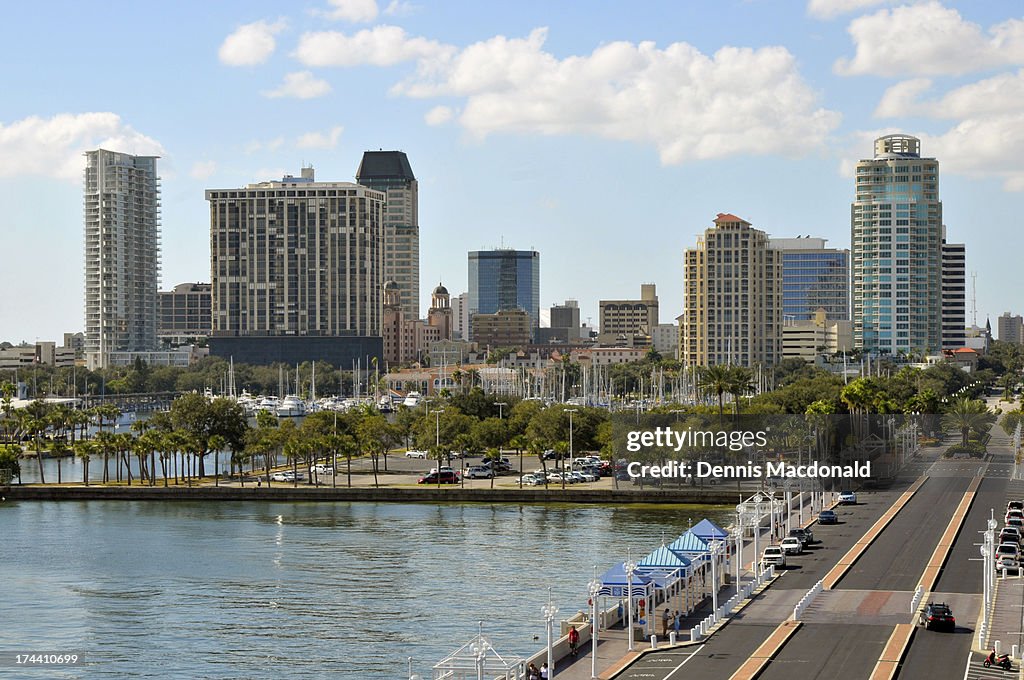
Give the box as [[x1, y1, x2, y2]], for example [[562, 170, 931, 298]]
[[818, 510, 838, 525], [919, 602, 955, 631], [789, 527, 814, 546], [418, 471, 460, 484]]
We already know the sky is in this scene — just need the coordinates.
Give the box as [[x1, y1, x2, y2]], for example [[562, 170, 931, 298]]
[[2, 0, 1023, 343]]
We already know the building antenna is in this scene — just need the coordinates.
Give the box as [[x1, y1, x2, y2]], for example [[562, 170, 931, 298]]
[[971, 271, 977, 327]]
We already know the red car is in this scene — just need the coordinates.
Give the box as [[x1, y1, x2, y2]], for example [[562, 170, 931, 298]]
[[418, 471, 460, 484]]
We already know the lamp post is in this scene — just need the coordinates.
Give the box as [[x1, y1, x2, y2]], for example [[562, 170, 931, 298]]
[[566, 408, 578, 474], [588, 573, 601, 679], [432, 408, 445, 488], [624, 551, 637, 652], [496, 401, 507, 420], [709, 539, 723, 612], [542, 588, 559, 680], [752, 493, 763, 576]]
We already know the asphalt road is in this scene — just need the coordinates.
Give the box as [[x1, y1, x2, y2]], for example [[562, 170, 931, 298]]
[[898, 450, 1013, 680], [615, 477, 907, 679], [757, 623, 892, 680]]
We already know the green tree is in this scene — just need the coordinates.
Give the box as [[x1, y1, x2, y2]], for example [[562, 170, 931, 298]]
[[942, 397, 996, 447], [697, 365, 732, 425]]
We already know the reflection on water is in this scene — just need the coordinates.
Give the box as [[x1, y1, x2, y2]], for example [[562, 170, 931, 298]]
[[0, 501, 733, 678]]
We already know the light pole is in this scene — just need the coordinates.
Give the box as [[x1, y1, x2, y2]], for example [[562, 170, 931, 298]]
[[588, 572, 601, 679], [432, 408, 445, 488], [753, 493, 763, 576], [496, 401, 507, 420], [708, 539, 723, 612], [542, 588, 559, 680], [566, 408, 578, 474], [625, 551, 637, 652]]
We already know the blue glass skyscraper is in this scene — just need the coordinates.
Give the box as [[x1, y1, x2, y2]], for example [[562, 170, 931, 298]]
[[468, 249, 540, 337], [771, 238, 850, 322]]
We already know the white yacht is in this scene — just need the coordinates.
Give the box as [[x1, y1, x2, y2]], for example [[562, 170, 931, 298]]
[[402, 391, 422, 408], [257, 396, 280, 413], [276, 395, 306, 418]]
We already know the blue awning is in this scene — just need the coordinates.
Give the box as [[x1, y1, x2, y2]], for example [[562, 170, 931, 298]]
[[598, 562, 654, 598], [667, 531, 710, 563], [637, 545, 692, 575], [690, 518, 730, 542]]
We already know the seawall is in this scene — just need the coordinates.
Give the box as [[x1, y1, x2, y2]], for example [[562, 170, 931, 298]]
[[1, 485, 740, 504]]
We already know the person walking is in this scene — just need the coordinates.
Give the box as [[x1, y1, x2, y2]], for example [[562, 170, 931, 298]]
[[568, 625, 580, 657], [540, 661, 549, 679], [674, 609, 681, 633], [662, 608, 671, 637], [527, 662, 541, 680]]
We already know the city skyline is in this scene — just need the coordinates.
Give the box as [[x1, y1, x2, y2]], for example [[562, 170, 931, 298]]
[[2, 1, 1022, 342]]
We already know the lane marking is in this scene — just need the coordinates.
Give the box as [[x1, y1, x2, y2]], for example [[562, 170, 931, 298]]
[[869, 623, 915, 680], [918, 477, 980, 592], [661, 644, 705, 680], [822, 476, 928, 590], [727, 620, 802, 680]]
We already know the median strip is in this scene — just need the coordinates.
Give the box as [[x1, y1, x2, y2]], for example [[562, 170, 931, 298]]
[[918, 476, 980, 591], [728, 620, 802, 680], [822, 476, 928, 590], [868, 623, 915, 680]]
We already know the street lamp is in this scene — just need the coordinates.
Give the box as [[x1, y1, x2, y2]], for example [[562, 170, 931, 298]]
[[752, 493, 763, 576], [588, 571, 601, 679], [624, 551, 637, 652], [496, 401, 508, 419], [708, 539, 724, 612], [566, 408, 578, 473], [432, 409, 445, 488], [542, 588, 559, 680]]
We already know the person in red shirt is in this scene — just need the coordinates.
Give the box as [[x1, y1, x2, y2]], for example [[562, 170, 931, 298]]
[[568, 625, 580, 657]]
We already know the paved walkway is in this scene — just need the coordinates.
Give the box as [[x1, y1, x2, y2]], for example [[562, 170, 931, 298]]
[[549, 491, 832, 680]]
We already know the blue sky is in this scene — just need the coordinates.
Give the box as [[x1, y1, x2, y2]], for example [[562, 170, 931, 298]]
[[2, 0, 1023, 343]]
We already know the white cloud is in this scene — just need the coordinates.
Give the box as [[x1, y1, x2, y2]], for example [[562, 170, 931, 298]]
[[807, 0, 890, 20], [0, 112, 164, 181], [296, 126, 344, 149], [245, 137, 285, 154], [383, 0, 415, 17], [393, 29, 840, 165], [319, 0, 378, 22], [219, 19, 288, 66], [876, 71, 1024, 119], [835, 2, 1024, 77], [293, 25, 453, 67], [424, 105, 453, 125], [190, 160, 217, 180], [262, 71, 332, 99]]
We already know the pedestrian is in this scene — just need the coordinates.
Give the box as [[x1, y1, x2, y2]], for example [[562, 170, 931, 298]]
[[662, 608, 670, 637], [568, 625, 580, 657], [617, 600, 624, 624], [527, 662, 540, 680], [540, 661, 549, 679], [674, 610, 681, 633]]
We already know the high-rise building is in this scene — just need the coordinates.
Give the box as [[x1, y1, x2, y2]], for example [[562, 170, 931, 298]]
[[356, 151, 419, 320], [998, 312, 1024, 345], [941, 236, 966, 350], [769, 237, 849, 322], [451, 292, 469, 341], [158, 282, 212, 347], [681, 214, 782, 367], [206, 167, 384, 366], [598, 284, 659, 347], [381, 281, 452, 366], [84, 149, 161, 369], [468, 249, 540, 339], [852, 134, 943, 355]]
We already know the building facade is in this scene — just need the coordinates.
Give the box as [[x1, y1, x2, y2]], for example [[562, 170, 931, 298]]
[[782, 309, 853, 362], [681, 214, 782, 367], [998, 313, 1024, 345], [451, 292, 469, 341], [940, 237, 966, 350], [206, 168, 385, 366], [770, 237, 849, 321], [355, 151, 419, 320], [84, 149, 161, 369], [468, 249, 540, 338], [158, 282, 212, 347], [598, 284, 659, 347], [852, 135, 943, 355], [470, 309, 532, 350], [381, 282, 453, 366], [652, 323, 679, 359]]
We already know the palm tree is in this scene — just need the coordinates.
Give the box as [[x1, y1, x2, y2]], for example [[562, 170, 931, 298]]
[[726, 366, 755, 417], [208, 434, 227, 487], [697, 365, 732, 425], [942, 397, 996, 447], [74, 439, 93, 486]]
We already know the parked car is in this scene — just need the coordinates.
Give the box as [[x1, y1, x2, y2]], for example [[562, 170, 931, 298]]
[[577, 470, 599, 482], [1008, 500, 1024, 512], [818, 510, 838, 525], [464, 466, 494, 479], [309, 464, 334, 476], [519, 474, 542, 486], [1001, 526, 1022, 545], [838, 491, 857, 505], [1008, 517, 1024, 529], [997, 554, 1020, 573], [547, 472, 571, 484], [761, 546, 786, 568], [270, 471, 300, 482], [781, 537, 803, 555], [542, 449, 560, 461], [918, 602, 955, 631], [418, 471, 460, 484], [789, 527, 814, 546], [429, 466, 456, 475], [404, 450, 428, 459], [568, 472, 586, 484], [1006, 510, 1024, 523]]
